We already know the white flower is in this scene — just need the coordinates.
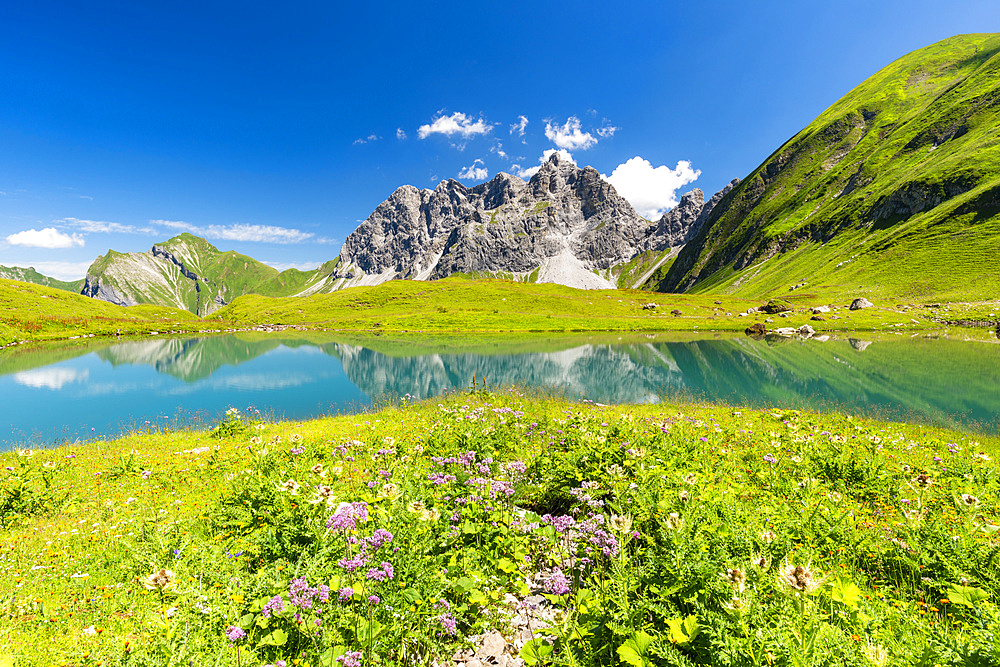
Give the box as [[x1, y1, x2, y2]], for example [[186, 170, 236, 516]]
[[778, 563, 822, 593], [609, 515, 633, 532], [142, 568, 176, 591], [724, 568, 746, 592], [82, 625, 97, 636], [960, 494, 980, 509], [278, 479, 301, 495]]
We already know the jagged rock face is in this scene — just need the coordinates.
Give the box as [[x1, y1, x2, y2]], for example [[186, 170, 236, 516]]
[[334, 153, 659, 290], [651, 189, 705, 248], [642, 179, 740, 250]]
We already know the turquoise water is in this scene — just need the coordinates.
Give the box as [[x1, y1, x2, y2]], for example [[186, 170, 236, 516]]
[[2, 332, 998, 448]]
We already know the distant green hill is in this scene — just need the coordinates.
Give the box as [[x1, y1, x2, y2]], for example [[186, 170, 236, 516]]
[[657, 33, 1000, 301], [0, 265, 85, 293], [82, 233, 341, 315]]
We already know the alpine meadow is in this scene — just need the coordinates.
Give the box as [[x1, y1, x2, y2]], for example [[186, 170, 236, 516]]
[[2, 8, 1000, 667]]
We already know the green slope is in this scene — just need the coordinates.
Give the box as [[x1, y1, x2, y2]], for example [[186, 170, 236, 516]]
[[84, 233, 340, 314], [0, 278, 206, 346], [658, 33, 1000, 301], [0, 265, 85, 292]]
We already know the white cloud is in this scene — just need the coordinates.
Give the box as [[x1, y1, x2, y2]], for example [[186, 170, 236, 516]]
[[603, 157, 701, 219], [150, 220, 330, 245], [418, 112, 492, 139], [545, 116, 597, 150], [457, 159, 488, 181], [596, 124, 618, 138], [14, 367, 89, 390], [58, 217, 150, 234], [510, 115, 528, 137], [6, 227, 84, 249], [20, 260, 93, 281], [353, 133, 380, 145], [396, 127, 407, 140], [514, 149, 576, 178]]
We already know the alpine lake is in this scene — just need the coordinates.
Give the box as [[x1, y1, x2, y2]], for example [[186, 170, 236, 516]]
[[2, 328, 999, 450]]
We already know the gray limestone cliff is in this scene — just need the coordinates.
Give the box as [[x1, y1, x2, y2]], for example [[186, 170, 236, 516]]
[[334, 153, 662, 290], [333, 155, 738, 290]]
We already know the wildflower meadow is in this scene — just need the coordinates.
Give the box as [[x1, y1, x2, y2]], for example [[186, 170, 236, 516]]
[[1, 389, 998, 666]]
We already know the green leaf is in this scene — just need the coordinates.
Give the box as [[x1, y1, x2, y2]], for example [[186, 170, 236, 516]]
[[497, 557, 517, 573], [667, 616, 696, 644], [682, 615, 699, 642], [831, 577, 863, 609], [453, 576, 476, 594], [616, 645, 644, 667], [947, 583, 990, 608], [521, 638, 553, 666], [260, 628, 288, 646], [238, 613, 254, 628], [469, 589, 488, 605]]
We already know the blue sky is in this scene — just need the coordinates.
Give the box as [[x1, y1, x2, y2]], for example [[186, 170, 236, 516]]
[[1, 0, 998, 280]]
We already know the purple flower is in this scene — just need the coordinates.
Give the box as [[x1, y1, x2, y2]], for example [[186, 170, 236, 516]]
[[437, 612, 458, 636], [337, 650, 363, 667], [225, 625, 246, 642], [338, 587, 354, 602], [262, 594, 285, 618], [546, 569, 570, 596], [290, 577, 320, 609], [367, 594, 380, 604], [338, 553, 368, 572], [364, 529, 394, 551], [366, 561, 394, 582], [763, 454, 777, 464]]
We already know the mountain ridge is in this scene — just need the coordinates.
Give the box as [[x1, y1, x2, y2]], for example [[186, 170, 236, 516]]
[[657, 32, 1000, 300]]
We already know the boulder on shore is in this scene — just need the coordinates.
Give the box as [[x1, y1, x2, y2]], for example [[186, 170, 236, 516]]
[[745, 322, 767, 336], [761, 300, 794, 314], [850, 298, 874, 310]]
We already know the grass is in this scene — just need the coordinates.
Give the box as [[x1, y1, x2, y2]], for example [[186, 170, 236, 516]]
[[1, 389, 998, 666], [0, 279, 214, 348], [211, 277, 968, 335]]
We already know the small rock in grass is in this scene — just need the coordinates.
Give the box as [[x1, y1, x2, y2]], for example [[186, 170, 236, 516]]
[[811, 315, 825, 321], [849, 298, 874, 310], [745, 322, 767, 336]]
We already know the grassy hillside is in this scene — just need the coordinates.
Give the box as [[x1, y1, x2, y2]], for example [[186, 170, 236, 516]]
[[0, 266, 85, 293], [658, 33, 1000, 302], [0, 279, 210, 347], [1, 392, 997, 665], [84, 234, 340, 315]]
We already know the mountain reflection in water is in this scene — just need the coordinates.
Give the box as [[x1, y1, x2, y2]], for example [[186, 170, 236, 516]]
[[1, 331, 998, 448]]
